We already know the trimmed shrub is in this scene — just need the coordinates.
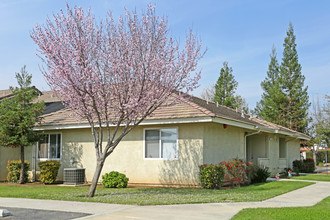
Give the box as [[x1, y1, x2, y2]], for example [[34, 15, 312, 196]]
[[251, 166, 270, 183], [199, 164, 225, 189], [221, 158, 249, 187], [6, 160, 30, 183], [293, 159, 315, 174], [302, 158, 315, 173], [102, 171, 129, 188], [39, 161, 61, 184], [293, 160, 303, 175]]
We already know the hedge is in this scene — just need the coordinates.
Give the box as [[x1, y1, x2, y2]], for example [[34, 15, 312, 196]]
[[293, 159, 315, 174], [39, 161, 61, 184], [6, 160, 30, 183], [199, 164, 225, 189]]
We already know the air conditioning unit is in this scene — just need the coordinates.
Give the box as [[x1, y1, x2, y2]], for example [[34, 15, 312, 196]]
[[64, 168, 85, 185]]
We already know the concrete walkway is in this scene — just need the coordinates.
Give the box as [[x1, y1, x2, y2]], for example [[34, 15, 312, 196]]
[[0, 179, 329, 220]]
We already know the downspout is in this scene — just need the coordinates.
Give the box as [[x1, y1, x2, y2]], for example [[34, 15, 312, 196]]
[[244, 126, 261, 161]]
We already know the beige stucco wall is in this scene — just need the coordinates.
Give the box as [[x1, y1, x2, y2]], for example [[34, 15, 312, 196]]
[[268, 134, 281, 174], [286, 139, 301, 168], [203, 123, 245, 164], [43, 123, 203, 186], [0, 121, 302, 184], [246, 134, 269, 165], [247, 134, 301, 175], [0, 147, 20, 181], [0, 145, 35, 181]]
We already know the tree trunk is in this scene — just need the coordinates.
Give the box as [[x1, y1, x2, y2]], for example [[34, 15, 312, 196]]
[[19, 146, 25, 184], [86, 159, 105, 197]]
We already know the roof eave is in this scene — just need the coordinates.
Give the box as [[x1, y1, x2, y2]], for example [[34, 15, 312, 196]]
[[33, 116, 214, 131], [34, 115, 311, 140]]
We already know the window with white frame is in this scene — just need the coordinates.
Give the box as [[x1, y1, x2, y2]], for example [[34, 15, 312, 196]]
[[38, 134, 61, 159], [145, 128, 178, 159]]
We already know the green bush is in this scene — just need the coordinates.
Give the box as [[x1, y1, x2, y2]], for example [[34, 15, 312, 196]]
[[302, 158, 315, 173], [251, 166, 270, 183], [245, 161, 256, 183], [293, 160, 304, 175], [38, 161, 61, 184], [199, 164, 225, 189], [102, 171, 129, 188], [221, 158, 249, 187], [293, 159, 315, 174], [6, 160, 30, 183]]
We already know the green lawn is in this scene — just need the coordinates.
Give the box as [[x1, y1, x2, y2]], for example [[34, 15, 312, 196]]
[[292, 174, 330, 182], [0, 181, 313, 205], [231, 196, 330, 220]]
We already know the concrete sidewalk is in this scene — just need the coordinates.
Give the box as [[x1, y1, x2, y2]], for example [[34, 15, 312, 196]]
[[0, 180, 329, 220]]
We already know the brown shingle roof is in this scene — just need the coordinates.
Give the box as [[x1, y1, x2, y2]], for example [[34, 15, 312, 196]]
[[0, 89, 12, 100], [39, 95, 213, 126], [1, 87, 43, 101], [35, 91, 62, 103], [37, 90, 310, 139], [249, 117, 309, 139]]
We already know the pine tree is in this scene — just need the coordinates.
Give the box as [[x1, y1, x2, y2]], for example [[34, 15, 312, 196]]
[[255, 46, 285, 123], [213, 62, 238, 109], [280, 23, 310, 132], [0, 66, 44, 184], [256, 23, 310, 133]]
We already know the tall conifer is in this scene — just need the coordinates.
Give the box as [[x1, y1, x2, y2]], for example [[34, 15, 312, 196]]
[[255, 46, 285, 123], [256, 23, 310, 133], [213, 62, 238, 109], [280, 23, 310, 132]]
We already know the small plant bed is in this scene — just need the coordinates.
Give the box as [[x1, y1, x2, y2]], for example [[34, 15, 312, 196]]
[[231, 196, 330, 220], [0, 181, 313, 205], [292, 174, 330, 182]]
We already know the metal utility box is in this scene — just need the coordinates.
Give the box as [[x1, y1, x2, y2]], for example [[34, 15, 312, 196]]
[[63, 168, 85, 185]]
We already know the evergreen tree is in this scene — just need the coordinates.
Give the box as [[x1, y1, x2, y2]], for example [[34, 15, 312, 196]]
[[312, 95, 330, 147], [256, 23, 310, 133], [0, 66, 44, 184], [213, 62, 238, 109], [255, 46, 285, 123], [279, 23, 310, 132]]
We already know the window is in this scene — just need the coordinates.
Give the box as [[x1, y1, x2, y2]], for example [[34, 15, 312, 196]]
[[279, 138, 286, 158], [144, 128, 178, 159], [38, 134, 61, 159]]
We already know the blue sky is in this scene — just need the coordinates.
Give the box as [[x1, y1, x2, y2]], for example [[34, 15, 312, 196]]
[[0, 0, 329, 110]]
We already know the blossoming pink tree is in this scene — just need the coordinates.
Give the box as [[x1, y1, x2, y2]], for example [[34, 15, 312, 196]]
[[31, 4, 203, 197]]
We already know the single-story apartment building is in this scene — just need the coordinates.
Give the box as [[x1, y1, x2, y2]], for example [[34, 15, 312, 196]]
[[0, 90, 310, 186]]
